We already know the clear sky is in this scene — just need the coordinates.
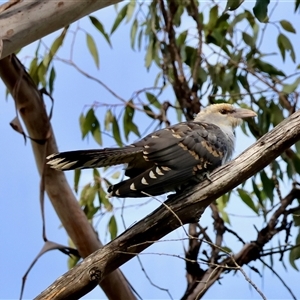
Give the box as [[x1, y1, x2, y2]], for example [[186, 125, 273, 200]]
[[1, 2, 300, 300]]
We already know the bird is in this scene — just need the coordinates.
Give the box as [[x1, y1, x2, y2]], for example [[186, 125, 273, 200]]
[[47, 103, 256, 198]]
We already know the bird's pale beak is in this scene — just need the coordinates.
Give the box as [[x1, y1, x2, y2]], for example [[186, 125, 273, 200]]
[[232, 108, 257, 119]]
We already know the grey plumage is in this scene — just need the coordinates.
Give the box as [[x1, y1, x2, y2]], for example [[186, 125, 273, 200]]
[[47, 104, 256, 198]]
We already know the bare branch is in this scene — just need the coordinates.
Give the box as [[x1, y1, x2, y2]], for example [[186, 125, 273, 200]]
[[185, 187, 300, 299]]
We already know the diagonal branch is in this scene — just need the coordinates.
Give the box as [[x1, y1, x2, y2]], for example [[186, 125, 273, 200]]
[[0, 0, 123, 59], [0, 54, 136, 300], [35, 108, 300, 299]]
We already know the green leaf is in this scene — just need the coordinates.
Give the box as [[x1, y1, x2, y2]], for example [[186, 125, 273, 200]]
[[43, 27, 68, 69], [292, 155, 300, 174], [270, 102, 284, 126], [79, 113, 89, 138], [253, 0, 270, 23], [86, 33, 99, 69], [154, 71, 162, 87], [89, 16, 111, 47], [80, 109, 102, 145], [146, 92, 161, 109], [216, 193, 231, 224], [221, 246, 232, 254], [87, 185, 97, 205], [130, 19, 138, 49], [282, 77, 300, 94], [109, 215, 118, 240], [112, 116, 123, 146], [137, 28, 143, 51], [237, 188, 258, 214], [286, 159, 295, 178], [29, 57, 39, 84], [173, 4, 184, 26], [37, 62, 47, 87], [84, 109, 97, 134], [93, 169, 113, 211], [198, 68, 207, 86], [254, 59, 285, 76], [260, 170, 274, 203], [145, 40, 153, 69], [252, 180, 263, 207], [289, 233, 300, 270], [221, 210, 230, 224], [279, 20, 296, 34], [68, 255, 80, 269], [230, 12, 248, 30], [74, 169, 81, 194], [79, 183, 91, 206], [126, 0, 135, 22], [123, 101, 140, 140], [207, 5, 218, 31], [105, 110, 113, 131], [97, 183, 113, 211], [111, 4, 128, 34], [177, 30, 188, 47], [86, 109, 102, 145], [277, 33, 296, 63], [242, 32, 255, 48], [92, 122, 102, 146], [225, 0, 244, 11], [295, 141, 300, 154], [48, 66, 56, 95], [143, 105, 155, 119]]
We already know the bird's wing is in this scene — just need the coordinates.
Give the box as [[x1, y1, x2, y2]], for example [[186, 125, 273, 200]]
[[109, 122, 229, 197]]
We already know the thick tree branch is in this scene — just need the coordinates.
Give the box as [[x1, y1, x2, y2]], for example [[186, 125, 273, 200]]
[[35, 108, 300, 299], [0, 54, 136, 300], [158, 0, 197, 120], [0, 0, 123, 59]]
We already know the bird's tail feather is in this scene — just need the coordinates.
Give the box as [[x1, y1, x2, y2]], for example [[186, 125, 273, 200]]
[[47, 147, 142, 171], [108, 165, 194, 198]]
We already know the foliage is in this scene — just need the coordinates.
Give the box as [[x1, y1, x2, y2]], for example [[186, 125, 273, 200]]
[[21, 0, 300, 298]]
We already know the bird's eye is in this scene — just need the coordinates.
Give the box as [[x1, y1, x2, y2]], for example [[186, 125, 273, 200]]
[[220, 109, 227, 114]]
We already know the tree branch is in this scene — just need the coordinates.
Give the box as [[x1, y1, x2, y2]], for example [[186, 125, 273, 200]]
[[0, 0, 123, 59], [35, 108, 300, 299], [184, 187, 300, 300], [0, 54, 136, 300]]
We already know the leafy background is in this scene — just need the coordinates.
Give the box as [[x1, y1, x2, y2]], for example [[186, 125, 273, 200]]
[[1, 0, 300, 299]]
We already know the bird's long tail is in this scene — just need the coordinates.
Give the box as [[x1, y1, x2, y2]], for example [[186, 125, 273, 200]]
[[47, 147, 142, 171]]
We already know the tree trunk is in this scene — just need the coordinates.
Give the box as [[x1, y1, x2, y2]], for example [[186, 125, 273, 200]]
[[0, 54, 136, 300]]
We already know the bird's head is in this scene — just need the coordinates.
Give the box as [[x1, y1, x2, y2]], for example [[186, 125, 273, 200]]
[[194, 103, 257, 129]]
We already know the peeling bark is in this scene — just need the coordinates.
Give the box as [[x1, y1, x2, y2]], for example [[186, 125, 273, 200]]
[[0, 54, 136, 300], [0, 0, 123, 59]]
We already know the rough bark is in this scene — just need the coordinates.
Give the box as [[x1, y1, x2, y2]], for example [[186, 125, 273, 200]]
[[0, 54, 136, 300], [34, 108, 300, 299], [0, 0, 123, 59]]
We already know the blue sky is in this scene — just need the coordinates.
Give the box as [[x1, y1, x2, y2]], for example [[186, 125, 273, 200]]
[[1, 2, 300, 300]]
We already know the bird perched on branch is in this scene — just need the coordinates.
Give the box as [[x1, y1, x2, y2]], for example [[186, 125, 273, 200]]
[[47, 103, 256, 198]]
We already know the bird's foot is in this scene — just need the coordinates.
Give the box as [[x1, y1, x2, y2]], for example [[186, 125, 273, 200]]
[[203, 172, 212, 183]]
